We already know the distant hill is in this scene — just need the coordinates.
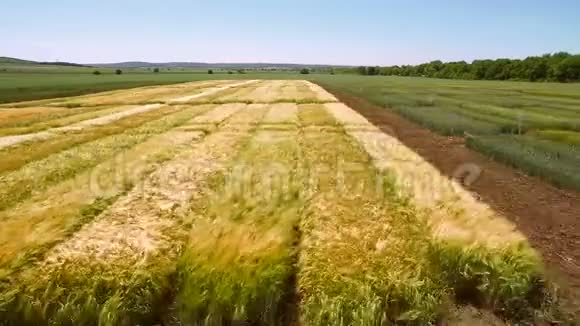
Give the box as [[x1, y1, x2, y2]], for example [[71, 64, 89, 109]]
[[0, 56, 89, 67], [89, 61, 348, 70], [1, 56, 349, 71], [0, 57, 36, 64]]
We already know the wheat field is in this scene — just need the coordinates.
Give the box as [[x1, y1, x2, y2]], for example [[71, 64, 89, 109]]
[[0, 80, 553, 325]]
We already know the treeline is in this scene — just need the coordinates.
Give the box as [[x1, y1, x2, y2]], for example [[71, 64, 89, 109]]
[[356, 52, 580, 82]]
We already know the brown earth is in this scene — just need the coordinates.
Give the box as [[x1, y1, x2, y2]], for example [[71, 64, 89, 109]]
[[331, 90, 580, 317]]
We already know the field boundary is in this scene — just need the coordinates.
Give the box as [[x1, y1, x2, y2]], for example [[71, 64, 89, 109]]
[[326, 88, 580, 315]]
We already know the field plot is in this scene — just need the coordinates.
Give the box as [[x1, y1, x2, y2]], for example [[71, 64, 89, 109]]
[[0, 80, 561, 325], [184, 80, 338, 105], [310, 75, 580, 191]]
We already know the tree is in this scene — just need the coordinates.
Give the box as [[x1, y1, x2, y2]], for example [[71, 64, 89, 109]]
[[555, 55, 580, 81], [348, 52, 580, 82], [367, 66, 380, 76], [522, 57, 549, 81], [93, 70, 101, 75], [153, 68, 160, 73], [208, 69, 214, 74], [115, 69, 123, 75], [300, 68, 310, 74], [357, 66, 368, 75]]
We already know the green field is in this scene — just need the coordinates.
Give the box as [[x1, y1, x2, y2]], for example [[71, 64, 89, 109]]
[[2, 68, 579, 190], [307, 75, 580, 191], [0, 59, 295, 103], [0, 72, 240, 104]]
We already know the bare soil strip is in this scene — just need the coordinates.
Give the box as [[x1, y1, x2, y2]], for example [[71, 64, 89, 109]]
[[1, 105, 268, 325], [330, 90, 580, 316]]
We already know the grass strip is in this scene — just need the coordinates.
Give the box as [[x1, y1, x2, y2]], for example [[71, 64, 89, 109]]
[[466, 135, 580, 191], [394, 105, 501, 135], [533, 129, 580, 145]]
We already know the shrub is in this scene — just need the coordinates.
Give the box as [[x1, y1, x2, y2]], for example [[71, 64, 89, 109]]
[[115, 69, 123, 75], [92, 70, 101, 75], [153, 68, 160, 73], [208, 69, 214, 74], [300, 68, 310, 74]]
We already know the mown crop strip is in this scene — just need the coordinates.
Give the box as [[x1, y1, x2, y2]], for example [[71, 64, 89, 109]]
[[0, 125, 210, 281], [0, 105, 212, 211], [295, 104, 447, 324], [0, 103, 165, 150], [0, 80, 258, 150], [0, 105, 211, 174], [0, 104, 268, 325], [0, 105, 129, 136], [0, 80, 235, 108], [175, 103, 301, 324], [0, 80, 560, 325], [467, 134, 580, 190], [323, 102, 549, 320]]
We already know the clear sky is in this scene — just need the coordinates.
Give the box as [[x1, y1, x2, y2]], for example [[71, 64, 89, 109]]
[[2, 0, 579, 66]]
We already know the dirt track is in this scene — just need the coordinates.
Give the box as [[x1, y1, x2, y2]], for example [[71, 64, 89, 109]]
[[331, 90, 580, 313]]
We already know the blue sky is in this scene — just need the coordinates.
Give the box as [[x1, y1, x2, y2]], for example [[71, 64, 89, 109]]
[[2, 0, 579, 65]]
